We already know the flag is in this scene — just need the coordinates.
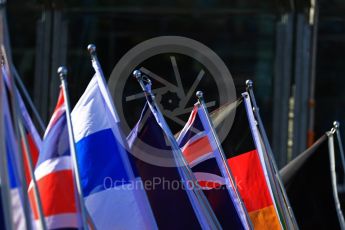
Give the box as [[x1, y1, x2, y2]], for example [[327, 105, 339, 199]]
[[7, 138, 26, 230], [71, 75, 156, 229], [280, 134, 344, 229], [17, 91, 41, 185], [213, 93, 282, 229], [176, 101, 251, 229], [28, 88, 80, 229], [2, 66, 42, 185], [2, 75, 27, 229], [128, 103, 210, 229]]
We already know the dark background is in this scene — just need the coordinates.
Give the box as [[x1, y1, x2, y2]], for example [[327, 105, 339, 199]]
[[5, 0, 345, 169]]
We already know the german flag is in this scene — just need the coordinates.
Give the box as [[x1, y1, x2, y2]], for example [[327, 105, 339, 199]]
[[214, 94, 282, 229]]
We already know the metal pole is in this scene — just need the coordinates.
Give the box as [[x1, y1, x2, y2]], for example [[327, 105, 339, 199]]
[[242, 91, 288, 229], [246, 79, 299, 229], [17, 117, 47, 230], [196, 91, 253, 229], [2, 51, 46, 230], [333, 121, 345, 186], [3, 58, 33, 230], [327, 129, 345, 229], [0, 57, 13, 230], [87, 44, 120, 124], [133, 70, 221, 229], [12, 66, 46, 133], [58, 66, 89, 230], [246, 81, 292, 228], [87, 44, 102, 75], [0, 9, 32, 228], [88, 44, 157, 224], [1, 4, 44, 228], [86, 44, 154, 229]]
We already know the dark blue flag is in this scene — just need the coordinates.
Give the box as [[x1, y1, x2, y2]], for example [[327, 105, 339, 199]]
[[127, 103, 202, 229]]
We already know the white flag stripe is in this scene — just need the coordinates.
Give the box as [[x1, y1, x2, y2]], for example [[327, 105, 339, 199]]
[[189, 152, 215, 168], [28, 156, 71, 190], [35, 213, 79, 229], [11, 189, 26, 230], [72, 76, 113, 142]]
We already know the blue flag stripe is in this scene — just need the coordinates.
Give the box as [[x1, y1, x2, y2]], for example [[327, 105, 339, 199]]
[[76, 128, 130, 197]]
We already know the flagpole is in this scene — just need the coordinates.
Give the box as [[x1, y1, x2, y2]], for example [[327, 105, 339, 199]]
[[333, 121, 345, 186], [87, 44, 136, 179], [58, 66, 89, 230], [133, 70, 222, 229], [87, 44, 121, 122], [245, 80, 293, 229], [12, 66, 46, 133], [2, 50, 46, 229], [87, 44, 135, 167], [17, 117, 47, 230], [1, 3, 44, 228], [2, 19, 42, 229], [86, 45, 158, 228], [196, 91, 253, 229], [327, 127, 345, 228], [3, 58, 34, 230], [246, 79, 298, 229], [0, 58, 14, 230]]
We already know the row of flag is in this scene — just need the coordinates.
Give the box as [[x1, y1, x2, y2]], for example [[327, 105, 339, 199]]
[[1, 41, 345, 230]]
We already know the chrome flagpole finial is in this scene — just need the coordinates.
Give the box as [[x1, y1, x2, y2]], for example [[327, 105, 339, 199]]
[[196, 90, 204, 99], [133, 69, 142, 80], [328, 121, 340, 135], [87, 44, 98, 63], [57, 66, 68, 80], [133, 69, 151, 83], [87, 44, 97, 57], [245, 79, 253, 89], [196, 91, 205, 104], [132, 69, 152, 93], [333, 121, 340, 130]]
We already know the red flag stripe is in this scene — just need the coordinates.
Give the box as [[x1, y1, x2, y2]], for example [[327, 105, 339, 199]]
[[182, 135, 213, 165], [44, 88, 65, 136], [198, 181, 223, 189], [194, 172, 225, 189], [186, 106, 198, 126], [21, 133, 40, 184], [29, 156, 71, 184], [228, 150, 273, 212], [28, 170, 77, 219]]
